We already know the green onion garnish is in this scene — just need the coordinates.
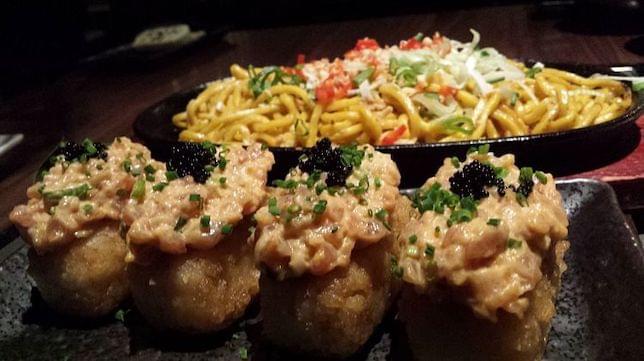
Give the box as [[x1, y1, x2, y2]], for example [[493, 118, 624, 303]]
[[487, 218, 501, 226], [535, 171, 548, 184], [313, 200, 327, 214], [166, 171, 178, 181], [221, 224, 233, 234], [451, 157, 460, 168], [507, 238, 522, 249], [200, 215, 210, 228], [152, 182, 168, 192], [268, 197, 280, 216], [353, 67, 374, 86], [408, 234, 417, 244], [130, 178, 146, 200], [174, 217, 187, 232], [189, 193, 201, 202]]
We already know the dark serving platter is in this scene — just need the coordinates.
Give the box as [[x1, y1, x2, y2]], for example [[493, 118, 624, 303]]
[[1, 180, 644, 360], [134, 63, 644, 188]]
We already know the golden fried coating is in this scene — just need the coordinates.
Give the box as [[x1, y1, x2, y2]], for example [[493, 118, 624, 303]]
[[127, 220, 259, 333], [259, 197, 411, 359], [399, 239, 569, 361], [27, 222, 129, 317]]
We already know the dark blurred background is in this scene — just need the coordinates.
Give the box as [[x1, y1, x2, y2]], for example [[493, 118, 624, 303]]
[[0, 0, 642, 101]]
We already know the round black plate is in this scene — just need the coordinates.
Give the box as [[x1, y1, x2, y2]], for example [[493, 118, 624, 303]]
[[134, 63, 644, 188]]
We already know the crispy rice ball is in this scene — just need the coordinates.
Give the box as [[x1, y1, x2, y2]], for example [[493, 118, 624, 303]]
[[27, 222, 129, 317], [259, 197, 412, 359], [398, 239, 569, 361], [127, 220, 259, 333]]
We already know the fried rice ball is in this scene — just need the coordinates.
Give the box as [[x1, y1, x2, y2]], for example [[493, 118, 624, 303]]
[[27, 221, 129, 317], [398, 239, 569, 361], [259, 198, 411, 359], [127, 220, 259, 333]]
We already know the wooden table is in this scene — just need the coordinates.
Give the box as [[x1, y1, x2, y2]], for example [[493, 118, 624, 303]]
[[1, 3, 643, 233]]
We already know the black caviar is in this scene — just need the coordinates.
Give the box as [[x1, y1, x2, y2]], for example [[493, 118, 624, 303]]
[[53, 139, 107, 163], [167, 142, 218, 183], [38, 139, 107, 180], [298, 138, 352, 187], [449, 160, 506, 200]]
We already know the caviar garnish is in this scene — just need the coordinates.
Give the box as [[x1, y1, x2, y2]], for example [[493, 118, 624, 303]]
[[39, 139, 108, 180], [167, 142, 219, 184], [449, 160, 506, 199], [298, 138, 359, 187], [508, 166, 535, 203]]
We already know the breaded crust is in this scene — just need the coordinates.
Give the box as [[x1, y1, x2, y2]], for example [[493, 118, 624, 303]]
[[127, 219, 259, 333], [399, 238, 569, 361], [259, 196, 412, 359], [28, 221, 129, 317]]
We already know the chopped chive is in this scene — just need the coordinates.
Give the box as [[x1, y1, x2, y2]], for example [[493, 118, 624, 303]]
[[510, 92, 519, 106], [425, 244, 435, 258], [487, 218, 501, 226], [467, 146, 477, 155], [221, 224, 233, 234], [287, 204, 301, 214], [144, 165, 155, 174], [174, 217, 187, 232], [434, 226, 440, 237], [122, 159, 132, 173], [313, 200, 327, 214], [478, 144, 490, 155], [146, 174, 155, 182], [82, 204, 93, 215], [268, 197, 280, 216], [374, 177, 382, 189], [130, 178, 146, 200], [535, 171, 548, 184], [152, 182, 168, 192], [367, 209, 374, 217], [408, 234, 417, 244], [219, 177, 227, 185], [189, 193, 201, 202], [239, 346, 249, 360], [166, 171, 178, 181], [200, 215, 210, 228], [390, 256, 404, 278], [451, 157, 460, 168], [507, 238, 522, 249], [218, 157, 227, 170]]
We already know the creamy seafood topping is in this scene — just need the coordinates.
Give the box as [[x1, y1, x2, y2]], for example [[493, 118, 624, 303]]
[[254, 141, 400, 277], [123, 143, 274, 255], [399, 148, 568, 320], [10, 137, 161, 253]]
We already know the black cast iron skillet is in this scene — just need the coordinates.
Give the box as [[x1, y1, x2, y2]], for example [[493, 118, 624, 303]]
[[133, 63, 644, 188]]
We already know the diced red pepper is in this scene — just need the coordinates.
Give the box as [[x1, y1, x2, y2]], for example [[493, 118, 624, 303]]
[[380, 125, 407, 145], [315, 78, 352, 105], [297, 53, 306, 65], [439, 85, 458, 98], [353, 37, 380, 51], [400, 37, 422, 50]]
